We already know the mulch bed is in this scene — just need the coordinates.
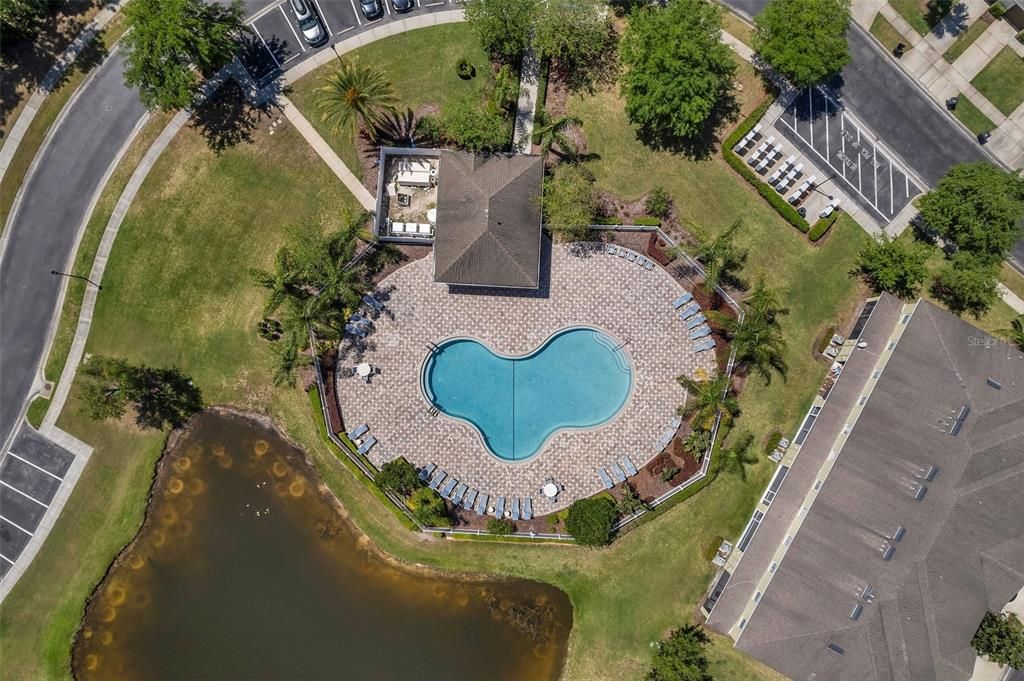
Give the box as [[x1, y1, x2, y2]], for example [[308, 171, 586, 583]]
[[448, 503, 565, 535], [629, 428, 704, 503], [369, 243, 431, 285]]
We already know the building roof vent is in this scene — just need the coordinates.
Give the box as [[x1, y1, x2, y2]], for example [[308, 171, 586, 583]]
[[827, 643, 844, 656], [987, 378, 1002, 390]]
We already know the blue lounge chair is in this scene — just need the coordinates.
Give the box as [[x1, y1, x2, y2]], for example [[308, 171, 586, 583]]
[[350, 313, 373, 328], [475, 493, 489, 515], [441, 477, 458, 498], [463, 489, 477, 509], [452, 483, 467, 504], [643, 259, 655, 271], [606, 244, 618, 255], [493, 497, 506, 518], [610, 462, 626, 483], [510, 498, 521, 521], [618, 248, 628, 258], [672, 292, 694, 309], [429, 470, 447, 490], [356, 436, 376, 455], [678, 303, 700, 320], [626, 251, 638, 262], [689, 324, 712, 340], [345, 323, 367, 338], [622, 456, 638, 477], [362, 294, 384, 312], [598, 468, 614, 489], [523, 498, 533, 520], [686, 313, 707, 330], [347, 423, 369, 439], [418, 462, 436, 481], [693, 338, 716, 353], [671, 415, 683, 429]]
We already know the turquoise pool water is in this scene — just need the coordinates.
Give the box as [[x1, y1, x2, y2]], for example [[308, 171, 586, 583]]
[[422, 328, 633, 461]]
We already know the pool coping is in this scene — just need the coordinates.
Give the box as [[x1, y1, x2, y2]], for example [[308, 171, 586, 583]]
[[417, 324, 637, 467]]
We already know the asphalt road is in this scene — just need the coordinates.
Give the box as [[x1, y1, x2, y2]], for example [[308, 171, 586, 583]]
[[0, 50, 147, 445]]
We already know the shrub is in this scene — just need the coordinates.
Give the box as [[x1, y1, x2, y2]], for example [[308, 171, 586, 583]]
[[722, 100, 811, 233], [375, 457, 422, 496], [815, 326, 836, 355], [990, 1, 1006, 18], [647, 625, 713, 681], [408, 488, 450, 527], [972, 611, 1024, 668], [1017, 30, 1024, 45], [487, 64, 518, 114], [645, 186, 672, 218], [415, 114, 444, 144], [592, 216, 623, 225], [808, 210, 840, 242], [659, 466, 681, 483], [763, 430, 782, 456], [566, 496, 617, 546], [544, 164, 598, 240], [440, 96, 510, 152], [486, 517, 515, 535], [455, 57, 476, 79]]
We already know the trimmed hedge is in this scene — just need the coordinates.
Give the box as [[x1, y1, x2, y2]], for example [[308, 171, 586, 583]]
[[722, 99, 812, 234], [593, 216, 624, 225], [808, 210, 840, 242], [633, 216, 662, 226]]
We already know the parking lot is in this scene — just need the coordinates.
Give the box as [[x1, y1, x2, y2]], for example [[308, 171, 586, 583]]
[[774, 87, 924, 226], [239, 0, 457, 83], [0, 428, 75, 578]]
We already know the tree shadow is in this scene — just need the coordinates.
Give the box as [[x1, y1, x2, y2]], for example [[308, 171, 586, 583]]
[[189, 79, 270, 154], [634, 91, 740, 160], [372, 108, 436, 148], [1, 5, 106, 135], [926, 0, 967, 37]]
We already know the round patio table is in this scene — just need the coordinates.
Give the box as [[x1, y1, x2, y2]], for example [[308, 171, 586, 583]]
[[356, 363, 371, 378], [542, 483, 559, 498]]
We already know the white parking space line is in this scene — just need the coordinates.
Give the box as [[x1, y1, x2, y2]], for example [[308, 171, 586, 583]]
[[825, 96, 830, 160], [312, 0, 333, 34], [247, 0, 287, 23], [7, 451, 64, 481], [0, 515, 34, 537], [0, 480, 49, 508], [840, 115, 846, 180], [1, 555, 14, 566], [873, 144, 878, 210], [281, 6, 307, 53], [808, 89, 814, 147], [350, 0, 363, 25], [906, 174, 910, 198], [251, 24, 283, 69], [857, 127, 862, 193], [889, 163, 894, 215]]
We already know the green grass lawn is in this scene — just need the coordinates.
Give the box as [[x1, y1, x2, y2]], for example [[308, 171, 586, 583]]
[[288, 23, 492, 181], [722, 12, 755, 48], [1001, 262, 1024, 301], [888, 0, 937, 35], [871, 12, 906, 53], [943, 10, 994, 62], [971, 46, 1024, 116], [953, 92, 996, 135]]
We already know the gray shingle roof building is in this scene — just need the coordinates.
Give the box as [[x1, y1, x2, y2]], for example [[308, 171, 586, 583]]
[[705, 294, 1024, 681], [432, 151, 544, 289]]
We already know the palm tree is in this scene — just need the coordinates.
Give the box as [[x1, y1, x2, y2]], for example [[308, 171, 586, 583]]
[[744, 277, 788, 325], [677, 372, 739, 431], [316, 59, 397, 140], [999, 315, 1024, 351], [689, 219, 747, 294], [711, 312, 788, 384], [683, 429, 711, 461], [271, 330, 310, 387], [717, 431, 758, 481], [533, 107, 581, 159]]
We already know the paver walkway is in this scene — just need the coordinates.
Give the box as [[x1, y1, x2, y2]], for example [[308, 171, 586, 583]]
[[280, 97, 376, 211], [339, 244, 716, 512], [512, 42, 541, 152]]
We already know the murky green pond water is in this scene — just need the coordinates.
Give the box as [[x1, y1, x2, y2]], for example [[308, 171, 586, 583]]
[[73, 411, 571, 681]]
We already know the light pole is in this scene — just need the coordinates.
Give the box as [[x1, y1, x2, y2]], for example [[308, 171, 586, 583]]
[[51, 270, 102, 290]]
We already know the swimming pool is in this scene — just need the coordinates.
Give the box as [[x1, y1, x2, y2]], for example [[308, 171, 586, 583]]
[[422, 328, 633, 462]]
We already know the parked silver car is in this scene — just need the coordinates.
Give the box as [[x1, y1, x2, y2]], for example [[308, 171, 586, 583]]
[[289, 0, 326, 46]]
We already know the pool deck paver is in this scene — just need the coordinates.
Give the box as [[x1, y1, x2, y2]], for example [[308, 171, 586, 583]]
[[336, 243, 717, 514]]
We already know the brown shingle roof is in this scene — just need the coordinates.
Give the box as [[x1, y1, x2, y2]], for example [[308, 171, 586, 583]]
[[708, 295, 1024, 681], [433, 151, 543, 288]]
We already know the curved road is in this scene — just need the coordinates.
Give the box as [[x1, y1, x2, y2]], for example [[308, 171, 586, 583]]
[[0, 50, 146, 446]]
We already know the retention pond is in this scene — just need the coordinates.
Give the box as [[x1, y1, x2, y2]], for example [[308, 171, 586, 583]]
[[72, 411, 571, 680]]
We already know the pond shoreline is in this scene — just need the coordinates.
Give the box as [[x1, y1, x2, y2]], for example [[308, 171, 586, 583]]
[[70, 404, 573, 680]]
